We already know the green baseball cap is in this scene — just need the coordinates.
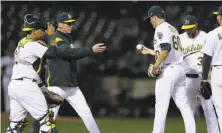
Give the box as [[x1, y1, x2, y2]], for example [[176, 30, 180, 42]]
[[181, 15, 198, 30], [213, 5, 222, 15], [144, 5, 165, 20], [57, 12, 76, 23]]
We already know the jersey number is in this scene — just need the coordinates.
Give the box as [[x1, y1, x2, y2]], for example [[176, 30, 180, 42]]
[[197, 57, 203, 66], [172, 35, 182, 51]]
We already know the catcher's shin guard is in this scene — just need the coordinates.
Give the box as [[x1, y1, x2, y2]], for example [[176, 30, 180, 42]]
[[6, 118, 28, 133], [39, 110, 58, 133]]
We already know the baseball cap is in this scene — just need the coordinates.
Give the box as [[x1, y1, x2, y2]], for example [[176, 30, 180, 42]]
[[213, 5, 222, 15], [22, 13, 48, 32], [57, 12, 76, 23], [181, 15, 198, 30], [144, 5, 165, 20]]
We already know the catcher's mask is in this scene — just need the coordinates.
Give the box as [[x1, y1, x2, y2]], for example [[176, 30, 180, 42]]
[[22, 13, 48, 32]]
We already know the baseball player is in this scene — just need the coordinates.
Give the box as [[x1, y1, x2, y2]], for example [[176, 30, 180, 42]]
[[44, 12, 106, 133], [180, 15, 219, 133], [1, 41, 15, 113], [201, 5, 222, 131], [138, 5, 196, 133], [6, 13, 59, 133]]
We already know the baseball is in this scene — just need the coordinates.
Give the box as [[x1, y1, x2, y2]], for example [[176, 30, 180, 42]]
[[136, 44, 143, 50]]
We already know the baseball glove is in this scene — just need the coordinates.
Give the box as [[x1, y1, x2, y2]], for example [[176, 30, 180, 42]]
[[148, 64, 161, 78], [40, 86, 64, 108], [199, 80, 212, 100]]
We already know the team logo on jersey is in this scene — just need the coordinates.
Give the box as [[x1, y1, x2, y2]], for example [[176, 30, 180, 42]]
[[157, 32, 163, 40]]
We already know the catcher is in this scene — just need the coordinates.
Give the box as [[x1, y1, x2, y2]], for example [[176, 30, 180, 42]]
[[28, 15, 64, 133], [6, 13, 61, 133]]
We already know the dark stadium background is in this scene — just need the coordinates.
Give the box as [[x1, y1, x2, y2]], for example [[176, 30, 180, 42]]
[[1, 1, 220, 118]]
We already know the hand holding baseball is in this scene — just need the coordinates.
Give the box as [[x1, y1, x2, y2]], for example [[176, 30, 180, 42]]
[[136, 44, 156, 55], [136, 44, 144, 51]]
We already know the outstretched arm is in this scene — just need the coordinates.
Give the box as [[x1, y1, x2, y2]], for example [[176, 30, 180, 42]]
[[56, 42, 106, 60]]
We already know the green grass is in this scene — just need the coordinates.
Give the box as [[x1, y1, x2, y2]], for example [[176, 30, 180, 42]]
[[1, 113, 207, 133]]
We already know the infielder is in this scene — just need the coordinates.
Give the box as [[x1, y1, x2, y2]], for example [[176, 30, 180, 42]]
[[180, 15, 219, 133], [201, 5, 222, 131], [138, 5, 196, 133], [45, 12, 106, 133], [6, 13, 59, 133]]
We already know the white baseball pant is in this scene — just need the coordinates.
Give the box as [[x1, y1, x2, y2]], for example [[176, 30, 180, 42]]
[[7, 79, 55, 133], [186, 76, 219, 133], [152, 65, 196, 133], [48, 86, 100, 133], [211, 66, 222, 131]]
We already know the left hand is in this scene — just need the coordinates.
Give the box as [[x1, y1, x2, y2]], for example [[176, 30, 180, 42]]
[[92, 43, 106, 53], [198, 80, 212, 100]]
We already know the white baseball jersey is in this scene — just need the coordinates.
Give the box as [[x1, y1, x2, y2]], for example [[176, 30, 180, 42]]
[[180, 31, 207, 74], [202, 26, 222, 65], [11, 38, 48, 82], [153, 22, 183, 67], [1, 56, 14, 78]]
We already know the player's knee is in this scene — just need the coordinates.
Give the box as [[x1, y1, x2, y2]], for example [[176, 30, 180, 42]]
[[38, 110, 58, 133], [6, 118, 28, 133]]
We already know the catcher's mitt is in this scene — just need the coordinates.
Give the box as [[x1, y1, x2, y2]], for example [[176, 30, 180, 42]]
[[40, 86, 64, 108], [199, 80, 212, 100], [148, 64, 161, 78]]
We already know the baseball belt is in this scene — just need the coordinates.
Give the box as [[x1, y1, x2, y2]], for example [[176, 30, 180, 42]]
[[14, 78, 44, 87], [212, 65, 222, 67], [186, 74, 199, 78]]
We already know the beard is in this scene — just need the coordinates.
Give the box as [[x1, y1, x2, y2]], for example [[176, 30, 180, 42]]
[[186, 29, 199, 38], [187, 32, 195, 38]]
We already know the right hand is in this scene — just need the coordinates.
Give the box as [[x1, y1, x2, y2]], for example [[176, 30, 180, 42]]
[[47, 23, 55, 35], [92, 43, 106, 53], [137, 44, 156, 56]]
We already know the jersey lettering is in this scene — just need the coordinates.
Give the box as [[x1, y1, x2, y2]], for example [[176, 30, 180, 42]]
[[183, 44, 203, 56]]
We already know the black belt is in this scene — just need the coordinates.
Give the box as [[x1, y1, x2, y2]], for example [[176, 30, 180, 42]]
[[213, 65, 222, 67], [14, 78, 44, 87], [186, 74, 199, 78]]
